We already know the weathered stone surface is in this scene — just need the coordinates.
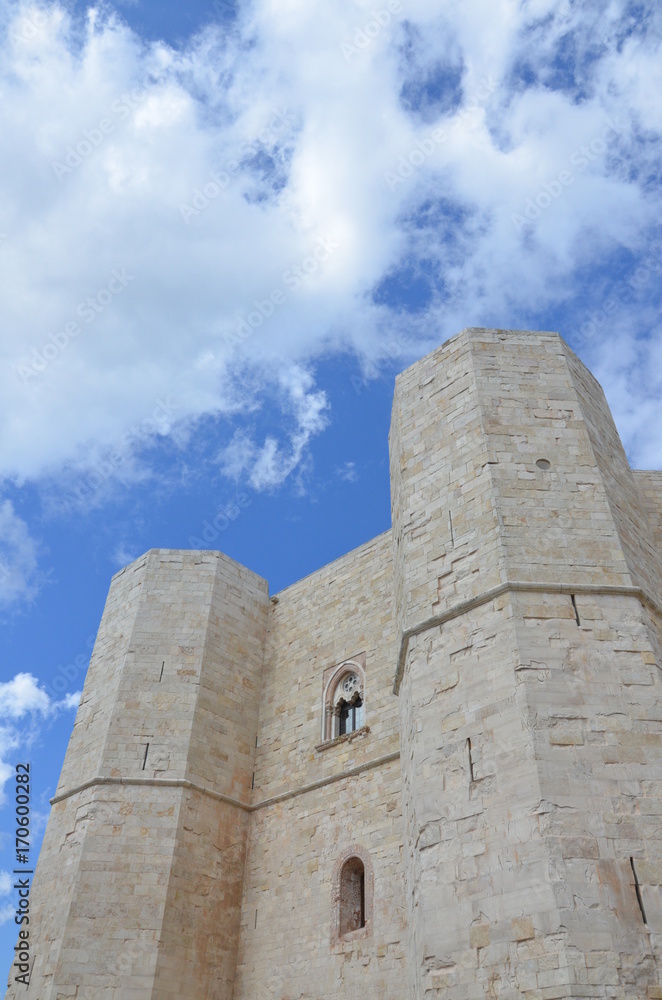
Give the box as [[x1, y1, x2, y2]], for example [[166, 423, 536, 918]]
[[4, 327, 661, 1000], [392, 328, 662, 999]]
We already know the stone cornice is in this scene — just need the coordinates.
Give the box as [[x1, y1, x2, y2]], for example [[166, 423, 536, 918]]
[[393, 580, 662, 695], [49, 749, 401, 813]]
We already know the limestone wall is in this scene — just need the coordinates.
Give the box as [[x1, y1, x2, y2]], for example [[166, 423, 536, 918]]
[[390, 329, 497, 635], [56, 552, 145, 795], [151, 788, 251, 999], [563, 346, 662, 602], [234, 760, 406, 999], [185, 551, 269, 800], [515, 588, 662, 996], [398, 596, 559, 997], [634, 469, 662, 556], [392, 327, 662, 998], [234, 530, 409, 998], [5, 549, 269, 1000], [252, 531, 398, 795], [470, 330, 635, 589]]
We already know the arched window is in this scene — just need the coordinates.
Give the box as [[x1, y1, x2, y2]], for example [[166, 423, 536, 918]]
[[330, 845, 373, 947], [322, 660, 366, 742], [339, 857, 365, 935]]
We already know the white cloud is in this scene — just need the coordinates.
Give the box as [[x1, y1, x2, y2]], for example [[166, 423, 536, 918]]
[[337, 461, 358, 482], [0, 501, 40, 608], [0, 0, 659, 507], [592, 320, 662, 469], [0, 671, 79, 804], [219, 366, 329, 490], [110, 541, 140, 568], [54, 691, 82, 711], [0, 673, 50, 719], [0, 869, 13, 926]]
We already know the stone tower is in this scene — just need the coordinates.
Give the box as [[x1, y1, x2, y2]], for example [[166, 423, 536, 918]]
[[6, 551, 270, 999], [5, 327, 662, 999], [391, 328, 662, 997]]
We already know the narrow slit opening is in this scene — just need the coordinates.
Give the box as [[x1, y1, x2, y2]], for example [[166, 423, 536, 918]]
[[159, 661, 164, 682], [449, 510, 454, 547], [254, 909, 258, 928], [631, 857, 648, 925], [467, 737, 475, 782], [142, 743, 150, 770], [570, 594, 580, 626]]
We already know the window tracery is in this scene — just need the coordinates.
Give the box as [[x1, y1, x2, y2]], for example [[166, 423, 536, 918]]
[[322, 658, 366, 742]]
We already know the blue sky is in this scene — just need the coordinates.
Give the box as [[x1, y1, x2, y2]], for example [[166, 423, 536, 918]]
[[1, 0, 662, 975]]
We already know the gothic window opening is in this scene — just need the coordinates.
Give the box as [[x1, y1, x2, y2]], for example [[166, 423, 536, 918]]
[[339, 857, 365, 936], [322, 659, 367, 743]]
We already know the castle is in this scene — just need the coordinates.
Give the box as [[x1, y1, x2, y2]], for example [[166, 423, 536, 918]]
[[5, 327, 662, 999]]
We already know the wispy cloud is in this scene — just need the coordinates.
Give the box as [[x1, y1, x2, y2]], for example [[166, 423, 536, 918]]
[[0, 871, 13, 928], [0, 500, 40, 608], [219, 367, 329, 490], [337, 461, 358, 482]]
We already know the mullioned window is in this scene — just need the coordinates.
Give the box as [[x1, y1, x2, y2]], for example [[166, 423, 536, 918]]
[[321, 656, 367, 743]]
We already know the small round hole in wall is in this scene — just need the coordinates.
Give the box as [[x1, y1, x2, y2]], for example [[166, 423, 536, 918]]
[[536, 458, 551, 471]]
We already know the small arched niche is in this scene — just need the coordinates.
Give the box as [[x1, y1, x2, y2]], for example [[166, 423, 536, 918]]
[[331, 845, 374, 947], [339, 856, 365, 935]]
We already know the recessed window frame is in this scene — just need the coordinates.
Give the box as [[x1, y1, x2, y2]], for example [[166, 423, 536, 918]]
[[320, 656, 367, 744], [330, 845, 374, 948]]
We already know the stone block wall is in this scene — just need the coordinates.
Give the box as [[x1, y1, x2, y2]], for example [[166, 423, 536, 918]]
[[392, 327, 662, 999], [5, 549, 269, 1000], [233, 530, 409, 998], [634, 470, 662, 556], [515, 588, 662, 996]]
